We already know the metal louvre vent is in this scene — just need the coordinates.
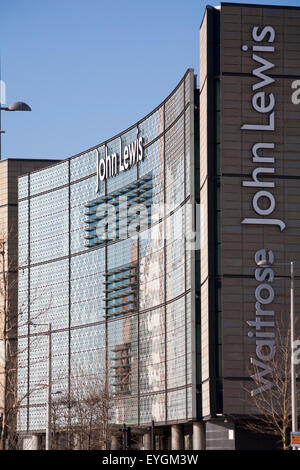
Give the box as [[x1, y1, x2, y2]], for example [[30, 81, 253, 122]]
[[84, 172, 153, 248]]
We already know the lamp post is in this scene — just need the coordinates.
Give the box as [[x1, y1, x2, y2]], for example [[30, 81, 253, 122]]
[[151, 419, 155, 450], [0, 101, 32, 159], [258, 259, 297, 448], [290, 261, 297, 449], [45, 322, 52, 451]]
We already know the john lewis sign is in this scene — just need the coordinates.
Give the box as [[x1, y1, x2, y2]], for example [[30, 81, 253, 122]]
[[96, 136, 143, 191], [241, 25, 285, 232]]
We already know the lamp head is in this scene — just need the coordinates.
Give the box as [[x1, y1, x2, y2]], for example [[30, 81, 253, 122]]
[[7, 101, 31, 111]]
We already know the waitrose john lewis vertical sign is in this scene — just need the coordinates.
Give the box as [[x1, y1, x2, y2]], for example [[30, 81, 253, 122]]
[[240, 24, 285, 396], [219, 3, 300, 415]]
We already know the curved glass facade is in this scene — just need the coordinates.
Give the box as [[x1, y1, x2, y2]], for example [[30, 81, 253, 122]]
[[17, 69, 197, 433]]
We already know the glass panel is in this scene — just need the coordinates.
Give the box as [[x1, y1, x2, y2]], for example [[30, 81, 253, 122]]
[[30, 259, 69, 330], [139, 223, 164, 310], [139, 107, 164, 145], [30, 161, 68, 196], [165, 81, 185, 129], [166, 210, 185, 301], [30, 187, 69, 263], [18, 174, 28, 200], [18, 199, 28, 267], [166, 297, 186, 390], [165, 116, 185, 211], [71, 248, 106, 326], [70, 149, 98, 182], [139, 306, 165, 395], [167, 388, 186, 421]]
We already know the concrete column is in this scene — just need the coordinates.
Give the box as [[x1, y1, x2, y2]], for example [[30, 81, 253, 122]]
[[184, 434, 192, 450], [171, 424, 184, 450], [159, 435, 168, 450], [143, 432, 151, 450], [111, 435, 121, 450], [193, 421, 206, 450]]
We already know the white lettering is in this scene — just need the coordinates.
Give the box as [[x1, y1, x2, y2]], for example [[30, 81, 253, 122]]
[[255, 283, 274, 304], [252, 26, 275, 43], [242, 167, 275, 188], [252, 54, 275, 91], [252, 190, 275, 216], [252, 92, 275, 113], [241, 112, 274, 131], [252, 143, 275, 164], [99, 158, 105, 182], [96, 136, 144, 189], [250, 357, 274, 396], [242, 217, 286, 231], [291, 80, 300, 105], [256, 340, 275, 362], [124, 145, 129, 170], [128, 140, 137, 167]]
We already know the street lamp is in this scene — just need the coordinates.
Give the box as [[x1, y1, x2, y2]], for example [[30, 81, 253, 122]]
[[257, 259, 297, 449], [27, 321, 52, 450], [0, 101, 32, 159]]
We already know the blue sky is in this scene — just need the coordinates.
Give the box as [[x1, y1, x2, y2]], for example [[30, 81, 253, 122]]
[[1, 0, 300, 160]]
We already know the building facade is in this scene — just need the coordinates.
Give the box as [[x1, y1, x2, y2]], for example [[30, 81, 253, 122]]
[[17, 3, 300, 450], [17, 70, 201, 449], [199, 3, 300, 449], [0, 158, 58, 449]]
